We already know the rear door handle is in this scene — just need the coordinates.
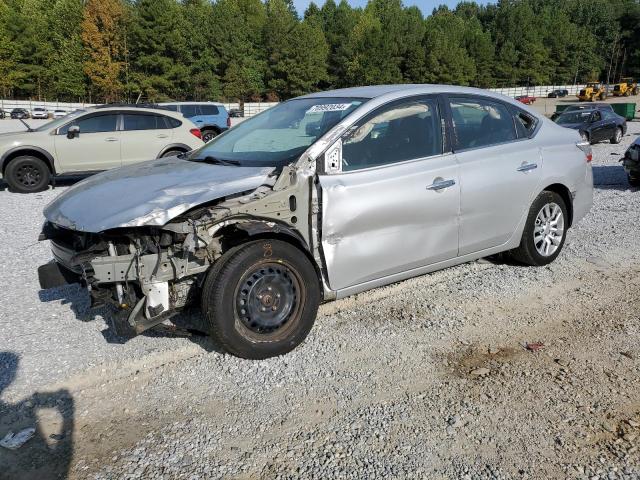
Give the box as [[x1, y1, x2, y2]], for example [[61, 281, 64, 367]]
[[157, 134, 169, 139], [426, 179, 456, 191], [105, 137, 118, 142], [517, 163, 538, 172]]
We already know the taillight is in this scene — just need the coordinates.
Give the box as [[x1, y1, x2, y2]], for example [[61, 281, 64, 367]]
[[226, 115, 231, 128], [190, 128, 202, 139], [577, 141, 592, 162]]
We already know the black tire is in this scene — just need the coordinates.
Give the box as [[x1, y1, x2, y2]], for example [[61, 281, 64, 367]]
[[510, 191, 568, 267], [160, 149, 184, 158], [4, 155, 50, 193], [201, 239, 321, 359], [201, 129, 219, 143], [629, 174, 640, 187], [610, 127, 623, 144]]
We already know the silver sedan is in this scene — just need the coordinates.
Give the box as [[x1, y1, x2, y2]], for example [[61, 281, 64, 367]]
[[39, 85, 593, 359]]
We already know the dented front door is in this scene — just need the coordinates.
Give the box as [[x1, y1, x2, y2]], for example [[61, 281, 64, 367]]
[[319, 155, 459, 291]]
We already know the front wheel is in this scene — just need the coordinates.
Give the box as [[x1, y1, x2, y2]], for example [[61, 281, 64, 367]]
[[629, 174, 640, 187], [201, 240, 321, 359], [510, 191, 568, 266], [4, 156, 51, 193]]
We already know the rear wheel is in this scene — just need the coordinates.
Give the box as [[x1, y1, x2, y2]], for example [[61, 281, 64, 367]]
[[611, 127, 623, 144], [201, 129, 219, 143], [510, 191, 568, 266], [201, 239, 320, 359], [4, 155, 50, 193], [160, 149, 184, 158], [629, 174, 640, 187]]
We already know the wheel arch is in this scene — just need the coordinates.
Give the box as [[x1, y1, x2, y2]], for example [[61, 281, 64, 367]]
[[1, 146, 55, 176], [542, 183, 574, 227], [213, 220, 327, 300], [156, 143, 191, 158]]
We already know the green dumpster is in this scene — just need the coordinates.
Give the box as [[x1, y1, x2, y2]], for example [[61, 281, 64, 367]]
[[611, 103, 636, 121]]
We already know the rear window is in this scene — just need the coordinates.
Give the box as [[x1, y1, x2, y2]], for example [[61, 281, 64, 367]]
[[122, 114, 167, 131]]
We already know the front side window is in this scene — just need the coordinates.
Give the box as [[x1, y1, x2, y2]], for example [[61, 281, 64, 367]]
[[449, 97, 517, 150], [59, 114, 118, 134], [123, 114, 166, 131], [602, 110, 617, 120], [188, 97, 364, 168], [341, 97, 442, 171]]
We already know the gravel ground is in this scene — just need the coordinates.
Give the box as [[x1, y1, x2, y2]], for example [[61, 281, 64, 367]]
[[1, 120, 639, 480]]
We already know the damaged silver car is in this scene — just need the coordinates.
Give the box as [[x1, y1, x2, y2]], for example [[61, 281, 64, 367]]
[[38, 85, 594, 359]]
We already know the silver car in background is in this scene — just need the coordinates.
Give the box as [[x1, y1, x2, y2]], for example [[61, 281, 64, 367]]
[[38, 85, 593, 359]]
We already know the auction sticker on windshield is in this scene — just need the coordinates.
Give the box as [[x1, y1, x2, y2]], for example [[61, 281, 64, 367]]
[[307, 103, 353, 113]]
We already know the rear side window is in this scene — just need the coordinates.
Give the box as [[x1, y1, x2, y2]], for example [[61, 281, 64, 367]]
[[122, 114, 167, 131], [181, 105, 200, 118], [200, 105, 219, 115], [59, 114, 118, 134], [342, 97, 442, 171], [449, 97, 517, 150], [165, 117, 182, 128], [514, 110, 538, 138]]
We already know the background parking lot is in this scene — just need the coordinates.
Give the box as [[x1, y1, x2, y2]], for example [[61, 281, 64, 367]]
[[0, 114, 639, 478]]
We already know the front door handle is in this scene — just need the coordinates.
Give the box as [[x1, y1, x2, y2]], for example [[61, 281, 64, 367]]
[[105, 137, 118, 142], [426, 179, 456, 191], [517, 163, 538, 172]]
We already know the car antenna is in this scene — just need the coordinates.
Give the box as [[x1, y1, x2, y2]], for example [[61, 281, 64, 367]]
[[19, 118, 33, 132]]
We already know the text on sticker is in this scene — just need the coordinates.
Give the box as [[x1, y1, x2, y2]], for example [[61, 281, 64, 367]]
[[307, 104, 352, 114]]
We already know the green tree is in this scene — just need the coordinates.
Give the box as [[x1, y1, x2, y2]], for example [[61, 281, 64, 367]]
[[128, 0, 191, 101], [48, 0, 85, 99]]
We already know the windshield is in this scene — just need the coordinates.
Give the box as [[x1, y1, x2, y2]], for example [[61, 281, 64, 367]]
[[556, 111, 592, 125], [188, 97, 365, 167], [34, 109, 86, 132]]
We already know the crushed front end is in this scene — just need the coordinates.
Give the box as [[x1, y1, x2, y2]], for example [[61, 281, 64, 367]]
[[38, 221, 212, 334]]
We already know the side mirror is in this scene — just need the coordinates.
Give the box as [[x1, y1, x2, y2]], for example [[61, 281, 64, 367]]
[[67, 125, 80, 139], [323, 139, 342, 174]]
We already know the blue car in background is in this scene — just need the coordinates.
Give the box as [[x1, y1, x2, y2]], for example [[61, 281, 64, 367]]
[[160, 102, 230, 142]]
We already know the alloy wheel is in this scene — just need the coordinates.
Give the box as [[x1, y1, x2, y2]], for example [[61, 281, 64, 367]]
[[533, 202, 564, 257]]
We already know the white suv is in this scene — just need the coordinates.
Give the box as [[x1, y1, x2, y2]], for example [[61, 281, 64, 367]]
[[0, 105, 204, 193]]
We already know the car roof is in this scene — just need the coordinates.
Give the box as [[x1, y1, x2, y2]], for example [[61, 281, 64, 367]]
[[298, 84, 533, 110], [159, 101, 224, 106], [84, 105, 186, 120]]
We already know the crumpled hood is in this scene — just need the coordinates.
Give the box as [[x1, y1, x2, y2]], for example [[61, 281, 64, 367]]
[[44, 157, 275, 233]]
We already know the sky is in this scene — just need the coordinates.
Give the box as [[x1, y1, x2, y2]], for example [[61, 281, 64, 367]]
[[293, 0, 490, 16]]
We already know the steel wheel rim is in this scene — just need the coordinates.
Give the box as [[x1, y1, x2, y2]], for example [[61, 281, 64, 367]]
[[534, 202, 564, 257], [15, 163, 41, 187], [234, 261, 304, 337]]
